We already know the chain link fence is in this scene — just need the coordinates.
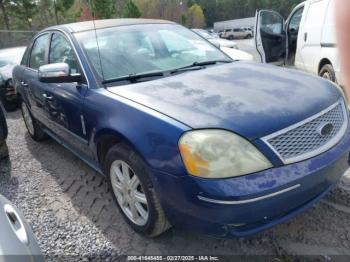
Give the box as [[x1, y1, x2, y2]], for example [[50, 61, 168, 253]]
[[0, 30, 37, 49]]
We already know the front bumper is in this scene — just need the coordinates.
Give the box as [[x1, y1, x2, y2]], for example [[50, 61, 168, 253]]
[[151, 127, 350, 238]]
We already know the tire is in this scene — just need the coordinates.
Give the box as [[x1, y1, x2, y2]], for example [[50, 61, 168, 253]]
[[0, 80, 18, 112], [20, 100, 47, 141], [0, 103, 7, 140], [0, 141, 9, 159], [319, 64, 336, 83], [228, 35, 234, 40], [105, 143, 170, 237]]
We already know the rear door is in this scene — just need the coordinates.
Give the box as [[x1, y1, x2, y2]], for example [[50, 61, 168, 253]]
[[21, 33, 56, 127], [254, 10, 287, 65]]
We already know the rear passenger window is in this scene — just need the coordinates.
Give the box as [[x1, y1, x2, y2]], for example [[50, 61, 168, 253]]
[[30, 34, 49, 69]]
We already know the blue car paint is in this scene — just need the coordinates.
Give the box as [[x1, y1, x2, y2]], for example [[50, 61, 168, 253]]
[[107, 62, 341, 140], [152, 128, 350, 237], [12, 21, 350, 237]]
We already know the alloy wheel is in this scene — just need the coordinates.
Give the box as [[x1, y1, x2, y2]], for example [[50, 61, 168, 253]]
[[110, 160, 149, 226]]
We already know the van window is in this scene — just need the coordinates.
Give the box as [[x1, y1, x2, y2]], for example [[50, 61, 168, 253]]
[[288, 7, 304, 32], [261, 12, 283, 34]]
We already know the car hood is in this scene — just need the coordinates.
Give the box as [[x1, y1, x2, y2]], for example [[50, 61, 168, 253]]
[[209, 38, 236, 48], [0, 64, 15, 80], [220, 47, 253, 61], [107, 62, 342, 140]]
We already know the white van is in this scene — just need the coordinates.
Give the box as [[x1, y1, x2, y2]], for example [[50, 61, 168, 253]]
[[254, 0, 343, 86]]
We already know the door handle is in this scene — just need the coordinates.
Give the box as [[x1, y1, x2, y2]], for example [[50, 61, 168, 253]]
[[20, 81, 28, 87], [42, 93, 53, 100], [304, 32, 308, 42], [4, 204, 29, 245]]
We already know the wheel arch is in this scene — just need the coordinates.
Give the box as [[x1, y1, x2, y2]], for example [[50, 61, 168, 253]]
[[94, 128, 147, 173], [318, 58, 332, 74]]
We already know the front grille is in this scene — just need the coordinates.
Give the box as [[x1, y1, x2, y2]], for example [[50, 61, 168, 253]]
[[262, 100, 348, 164]]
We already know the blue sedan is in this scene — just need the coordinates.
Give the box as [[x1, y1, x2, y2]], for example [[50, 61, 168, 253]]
[[13, 19, 350, 237]]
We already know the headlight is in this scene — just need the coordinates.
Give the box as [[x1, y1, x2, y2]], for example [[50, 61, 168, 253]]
[[179, 130, 272, 178]]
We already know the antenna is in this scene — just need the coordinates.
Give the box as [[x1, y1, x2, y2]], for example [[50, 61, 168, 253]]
[[88, 0, 105, 80]]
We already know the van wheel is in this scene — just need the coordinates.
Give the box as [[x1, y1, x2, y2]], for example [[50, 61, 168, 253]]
[[319, 64, 336, 83], [105, 143, 171, 237], [20, 101, 47, 141], [228, 35, 234, 40]]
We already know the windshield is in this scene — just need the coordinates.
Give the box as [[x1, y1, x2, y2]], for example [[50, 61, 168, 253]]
[[193, 29, 213, 39], [75, 23, 230, 81]]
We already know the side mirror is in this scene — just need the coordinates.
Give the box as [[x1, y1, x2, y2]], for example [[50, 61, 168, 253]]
[[38, 63, 82, 83]]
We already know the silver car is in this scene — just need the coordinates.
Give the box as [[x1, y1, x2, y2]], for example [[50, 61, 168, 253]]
[[0, 194, 43, 261]]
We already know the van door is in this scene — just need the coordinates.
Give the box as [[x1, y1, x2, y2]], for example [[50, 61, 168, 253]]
[[296, 0, 329, 73], [285, 4, 305, 67], [254, 10, 287, 65]]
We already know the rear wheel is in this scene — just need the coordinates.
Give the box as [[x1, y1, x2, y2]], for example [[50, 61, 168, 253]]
[[20, 101, 47, 141], [105, 143, 170, 237], [228, 35, 234, 40], [319, 64, 336, 83]]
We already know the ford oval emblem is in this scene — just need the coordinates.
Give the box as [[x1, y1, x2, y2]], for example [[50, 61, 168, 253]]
[[317, 123, 334, 137]]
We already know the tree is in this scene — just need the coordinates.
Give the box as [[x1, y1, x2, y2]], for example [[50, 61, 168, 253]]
[[0, 0, 10, 30], [186, 3, 205, 28], [10, 0, 37, 29], [123, 0, 141, 18], [86, 0, 116, 19]]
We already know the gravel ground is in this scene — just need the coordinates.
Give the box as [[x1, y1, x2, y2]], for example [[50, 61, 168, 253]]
[[1, 110, 350, 261]]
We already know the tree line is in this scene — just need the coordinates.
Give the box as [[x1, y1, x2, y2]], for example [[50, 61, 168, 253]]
[[0, 0, 304, 31]]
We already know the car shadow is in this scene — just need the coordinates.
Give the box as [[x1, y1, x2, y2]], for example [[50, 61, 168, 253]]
[[5, 108, 21, 120], [0, 155, 19, 201]]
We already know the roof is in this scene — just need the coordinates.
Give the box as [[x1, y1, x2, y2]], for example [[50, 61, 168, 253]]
[[47, 19, 174, 33]]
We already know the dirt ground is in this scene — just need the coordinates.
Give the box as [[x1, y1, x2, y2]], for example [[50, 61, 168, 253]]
[[1, 110, 350, 260]]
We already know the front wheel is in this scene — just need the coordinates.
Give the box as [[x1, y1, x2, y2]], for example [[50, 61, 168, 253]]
[[105, 143, 170, 237], [20, 101, 47, 141], [319, 64, 336, 83]]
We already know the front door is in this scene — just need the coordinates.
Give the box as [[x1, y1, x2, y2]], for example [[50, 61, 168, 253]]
[[46, 32, 91, 157], [255, 10, 287, 65]]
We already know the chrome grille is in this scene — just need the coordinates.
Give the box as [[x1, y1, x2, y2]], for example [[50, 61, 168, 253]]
[[262, 100, 348, 164]]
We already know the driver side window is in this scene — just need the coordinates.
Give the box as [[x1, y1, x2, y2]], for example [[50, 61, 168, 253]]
[[288, 7, 304, 32], [49, 33, 79, 74], [260, 11, 284, 35]]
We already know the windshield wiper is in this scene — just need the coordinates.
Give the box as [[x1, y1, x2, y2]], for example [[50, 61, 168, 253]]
[[102, 60, 232, 84], [102, 71, 166, 84], [170, 60, 232, 74]]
